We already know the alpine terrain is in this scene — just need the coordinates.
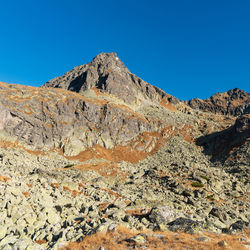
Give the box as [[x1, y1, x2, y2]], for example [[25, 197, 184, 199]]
[[0, 53, 249, 249]]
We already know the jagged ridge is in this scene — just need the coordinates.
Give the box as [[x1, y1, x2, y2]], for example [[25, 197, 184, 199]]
[[186, 88, 250, 116]]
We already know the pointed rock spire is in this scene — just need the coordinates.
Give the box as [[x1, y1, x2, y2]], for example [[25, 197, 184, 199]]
[[42, 52, 178, 105]]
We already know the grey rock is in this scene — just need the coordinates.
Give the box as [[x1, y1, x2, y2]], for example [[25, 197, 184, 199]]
[[209, 208, 229, 222], [230, 220, 249, 232], [167, 217, 205, 234], [149, 206, 182, 226]]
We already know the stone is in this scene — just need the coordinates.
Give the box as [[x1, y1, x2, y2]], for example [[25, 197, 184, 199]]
[[218, 240, 228, 247], [42, 52, 179, 106], [167, 217, 202, 234], [127, 234, 146, 244], [46, 208, 61, 225], [24, 213, 37, 225], [209, 208, 228, 222], [0, 226, 7, 240], [149, 206, 182, 226], [0, 52, 249, 249], [0, 235, 18, 246], [230, 220, 249, 231], [195, 236, 210, 242]]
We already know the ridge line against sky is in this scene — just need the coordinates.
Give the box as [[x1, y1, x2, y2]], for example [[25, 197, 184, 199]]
[[0, 0, 249, 100]]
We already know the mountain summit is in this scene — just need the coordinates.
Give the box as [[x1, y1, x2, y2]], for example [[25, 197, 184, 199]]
[[42, 52, 178, 105]]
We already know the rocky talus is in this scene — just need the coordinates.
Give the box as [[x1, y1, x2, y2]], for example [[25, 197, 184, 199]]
[[0, 53, 249, 249]]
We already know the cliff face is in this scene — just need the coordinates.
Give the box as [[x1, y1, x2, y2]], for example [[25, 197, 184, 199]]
[[0, 82, 156, 156]]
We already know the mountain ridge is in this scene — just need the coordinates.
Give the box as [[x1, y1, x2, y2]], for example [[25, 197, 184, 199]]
[[0, 53, 249, 249], [186, 87, 250, 116]]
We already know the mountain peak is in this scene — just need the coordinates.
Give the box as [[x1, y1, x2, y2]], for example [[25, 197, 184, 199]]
[[91, 52, 122, 66], [92, 52, 119, 62], [42, 53, 177, 105], [90, 52, 127, 76], [226, 88, 249, 100]]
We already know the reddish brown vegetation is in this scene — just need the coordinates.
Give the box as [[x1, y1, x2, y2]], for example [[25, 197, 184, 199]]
[[36, 239, 47, 245], [65, 125, 194, 165], [65, 144, 148, 164], [160, 98, 177, 112], [125, 208, 151, 216], [75, 162, 127, 179], [22, 191, 30, 198], [0, 175, 11, 182], [0, 140, 45, 156], [61, 227, 250, 250]]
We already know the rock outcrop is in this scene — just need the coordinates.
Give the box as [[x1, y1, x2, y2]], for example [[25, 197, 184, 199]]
[[0, 82, 156, 156], [197, 113, 250, 162]]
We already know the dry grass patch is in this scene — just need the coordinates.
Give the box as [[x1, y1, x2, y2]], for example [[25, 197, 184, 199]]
[[160, 99, 177, 112], [61, 227, 250, 250], [0, 175, 11, 182]]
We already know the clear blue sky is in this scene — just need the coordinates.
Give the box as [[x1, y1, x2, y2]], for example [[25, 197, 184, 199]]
[[0, 0, 249, 100]]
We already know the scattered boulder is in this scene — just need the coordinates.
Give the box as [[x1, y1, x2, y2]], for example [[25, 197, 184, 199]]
[[167, 217, 207, 234], [149, 206, 182, 229]]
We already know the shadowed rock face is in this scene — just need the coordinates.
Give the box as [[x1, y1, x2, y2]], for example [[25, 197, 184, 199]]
[[235, 113, 250, 133], [186, 88, 250, 116], [196, 113, 250, 162], [42, 52, 179, 105]]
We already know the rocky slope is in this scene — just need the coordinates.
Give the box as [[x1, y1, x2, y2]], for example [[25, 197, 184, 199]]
[[0, 82, 156, 156], [0, 53, 249, 249]]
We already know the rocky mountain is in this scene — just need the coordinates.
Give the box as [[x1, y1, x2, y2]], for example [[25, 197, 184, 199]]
[[186, 88, 250, 116], [0, 53, 249, 249], [42, 52, 179, 106]]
